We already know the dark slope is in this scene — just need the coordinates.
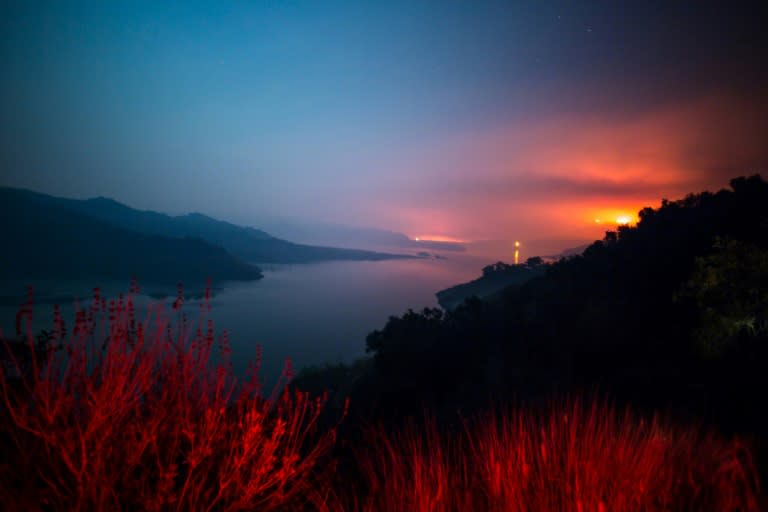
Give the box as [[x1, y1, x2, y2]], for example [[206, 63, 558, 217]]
[[296, 176, 768, 460], [0, 188, 262, 283], [436, 260, 545, 310]]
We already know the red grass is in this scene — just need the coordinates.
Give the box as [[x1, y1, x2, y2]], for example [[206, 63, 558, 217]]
[[0, 284, 340, 511], [338, 401, 761, 511], [1, 284, 762, 510]]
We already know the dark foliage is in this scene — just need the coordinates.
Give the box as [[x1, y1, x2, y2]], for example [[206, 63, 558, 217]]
[[300, 176, 768, 472]]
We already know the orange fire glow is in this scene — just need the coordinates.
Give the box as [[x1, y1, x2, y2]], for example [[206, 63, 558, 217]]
[[590, 209, 638, 227], [384, 94, 767, 246], [412, 235, 467, 243]]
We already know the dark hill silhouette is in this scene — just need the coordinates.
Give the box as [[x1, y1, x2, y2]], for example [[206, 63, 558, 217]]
[[436, 258, 546, 310], [0, 187, 262, 283], [546, 242, 591, 259], [294, 176, 768, 474], [8, 188, 414, 263]]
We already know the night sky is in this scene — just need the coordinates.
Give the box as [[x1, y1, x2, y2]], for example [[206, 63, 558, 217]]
[[2, 1, 766, 244]]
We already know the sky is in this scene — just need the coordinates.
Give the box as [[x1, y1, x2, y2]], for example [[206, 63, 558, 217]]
[[1, 1, 767, 246]]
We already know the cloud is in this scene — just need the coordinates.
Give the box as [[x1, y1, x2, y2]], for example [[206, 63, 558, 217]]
[[381, 92, 768, 241], [435, 175, 679, 202]]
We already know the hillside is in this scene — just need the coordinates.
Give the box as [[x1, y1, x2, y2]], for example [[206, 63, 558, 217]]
[[0, 188, 262, 283], [436, 259, 546, 310], [295, 176, 768, 460], [19, 189, 414, 263]]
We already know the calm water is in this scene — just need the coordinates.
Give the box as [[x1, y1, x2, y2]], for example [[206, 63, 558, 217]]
[[0, 256, 485, 385]]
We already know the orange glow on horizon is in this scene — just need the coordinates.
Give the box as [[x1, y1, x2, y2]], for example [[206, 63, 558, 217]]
[[412, 234, 467, 243], [399, 203, 646, 246], [383, 94, 767, 245], [586, 208, 640, 228], [398, 201, 646, 246]]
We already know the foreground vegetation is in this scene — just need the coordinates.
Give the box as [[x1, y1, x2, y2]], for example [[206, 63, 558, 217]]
[[1, 286, 762, 510], [1, 286, 339, 511], [337, 402, 759, 511]]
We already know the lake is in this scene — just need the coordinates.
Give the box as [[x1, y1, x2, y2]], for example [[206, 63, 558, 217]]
[[0, 255, 487, 386]]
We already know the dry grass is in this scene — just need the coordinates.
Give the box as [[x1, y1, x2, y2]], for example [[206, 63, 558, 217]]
[[0, 284, 339, 511], [338, 400, 761, 511], [0, 283, 761, 510]]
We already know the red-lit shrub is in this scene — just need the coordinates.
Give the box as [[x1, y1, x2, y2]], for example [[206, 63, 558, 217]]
[[2, 285, 761, 511], [0, 285, 339, 511], [341, 400, 761, 511]]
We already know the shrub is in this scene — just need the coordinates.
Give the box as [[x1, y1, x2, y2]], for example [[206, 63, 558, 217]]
[[337, 399, 761, 511], [4, 283, 760, 511], [0, 284, 340, 511]]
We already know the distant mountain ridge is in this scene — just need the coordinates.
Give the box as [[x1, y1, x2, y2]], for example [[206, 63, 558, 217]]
[[1, 187, 413, 271], [0, 187, 262, 283], [256, 220, 467, 253], [65, 196, 275, 244], [64, 195, 413, 263]]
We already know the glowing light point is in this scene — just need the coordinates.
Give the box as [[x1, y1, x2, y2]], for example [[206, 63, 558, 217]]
[[515, 240, 520, 248], [414, 237, 420, 241], [616, 216, 631, 225], [594, 218, 602, 224]]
